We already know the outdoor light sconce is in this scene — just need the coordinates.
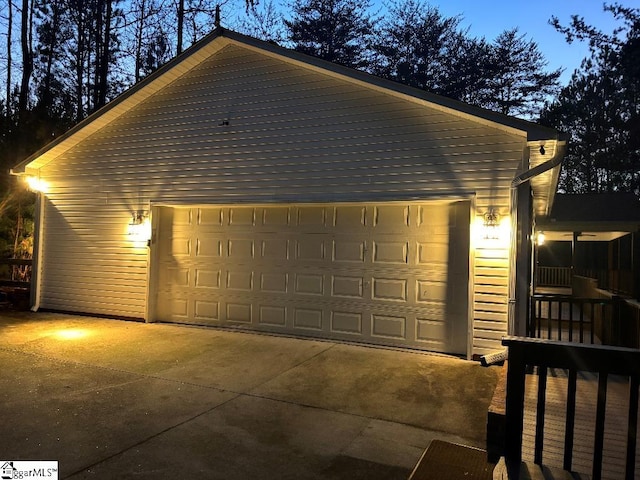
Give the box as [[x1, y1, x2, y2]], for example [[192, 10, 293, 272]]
[[482, 210, 500, 240], [24, 175, 48, 193], [127, 210, 151, 244], [536, 231, 546, 246]]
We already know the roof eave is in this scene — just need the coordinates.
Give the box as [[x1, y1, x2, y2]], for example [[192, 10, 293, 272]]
[[13, 27, 565, 175]]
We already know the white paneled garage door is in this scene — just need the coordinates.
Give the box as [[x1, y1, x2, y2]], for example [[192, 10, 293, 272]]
[[153, 202, 470, 354]]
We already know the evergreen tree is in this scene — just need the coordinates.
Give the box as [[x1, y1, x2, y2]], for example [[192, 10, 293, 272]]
[[482, 28, 562, 118], [543, 4, 640, 195], [284, 0, 374, 68], [370, 0, 466, 93]]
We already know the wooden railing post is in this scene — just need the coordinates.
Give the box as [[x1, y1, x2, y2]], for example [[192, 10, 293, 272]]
[[504, 342, 526, 478], [501, 337, 640, 479]]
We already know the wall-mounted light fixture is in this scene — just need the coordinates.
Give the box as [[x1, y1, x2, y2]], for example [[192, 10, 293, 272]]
[[127, 210, 151, 243], [536, 231, 546, 246], [24, 175, 48, 193], [482, 210, 500, 240]]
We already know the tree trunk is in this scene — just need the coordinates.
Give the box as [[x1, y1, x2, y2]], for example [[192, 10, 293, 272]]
[[97, 0, 112, 108], [134, 0, 146, 83], [75, 10, 85, 122], [19, 0, 33, 124], [177, 0, 184, 54], [17, 0, 34, 160], [94, 0, 104, 109], [42, 4, 60, 110], [6, 0, 12, 118]]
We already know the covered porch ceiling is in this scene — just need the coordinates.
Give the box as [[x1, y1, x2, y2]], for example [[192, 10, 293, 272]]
[[535, 193, 640, 242]]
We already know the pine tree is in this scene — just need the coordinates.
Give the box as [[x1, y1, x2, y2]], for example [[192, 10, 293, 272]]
[[285, 0, 374, 69], [543, 4, 640, 195], [482, 28, 562, 118]]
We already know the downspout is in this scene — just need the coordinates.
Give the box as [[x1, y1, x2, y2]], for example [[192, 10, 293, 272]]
[[507, 141, 567, 336], [511, 145, 566, 189], [30, 190, 44, 311]]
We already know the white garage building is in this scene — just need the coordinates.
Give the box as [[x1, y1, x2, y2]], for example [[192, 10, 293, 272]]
[[12, 29, 566, 359]]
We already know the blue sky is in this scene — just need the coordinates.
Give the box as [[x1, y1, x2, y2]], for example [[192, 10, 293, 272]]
[[368, 0, 640, 85]]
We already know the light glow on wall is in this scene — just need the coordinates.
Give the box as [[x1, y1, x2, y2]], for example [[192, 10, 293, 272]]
[[472, 212, 511, 248], [25, 176, 49, 193], [127, 211, 151, 244]]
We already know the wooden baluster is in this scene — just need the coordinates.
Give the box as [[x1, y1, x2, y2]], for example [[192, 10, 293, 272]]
[[563, 369, 577, 471], [535, 366, 548, 465], [504, 344, 526, 479], [626, 375, 639, 480], [593, 372, 608, 480], [569, 301, 574, 342], [558, 300, 563, 341], [547, 299, 552, 339], [579, 303, 585, 343]]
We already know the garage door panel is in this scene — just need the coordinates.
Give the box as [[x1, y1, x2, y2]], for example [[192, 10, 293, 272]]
[[160, 267, 190, 287], [373, 241, 408, 264], [373, 205, 409, 229], [296, 238, 326, 261], [371, 313, 407, 340], [172, 208, 194, 226], [226, 302, 252, 323], [332, 239, 366, 262], [261, 206, 291, 227], [228, 207, 256, 226], [195, 269, 221, 289], [295, 273, 325, 296], [333, 205, 367, 228], [154, 201, 469, 354], [331, 311, 363, 335], [259, 305, 287, 327], [332, 275, 364, 298], [196, 238, 222, 257], [416, 317, 447, 344], [372, 277, 407, 302], [417, 242, 448, 265], [194, 300, 220, 321], [259, 272, 289, 293], [228, 238, 255, 259], [296, 206, 327, 227], [226, 270, 254, 291], [416, 279, 448, 303], [294, 307, 324, 331], [260, 238, 289, 260]]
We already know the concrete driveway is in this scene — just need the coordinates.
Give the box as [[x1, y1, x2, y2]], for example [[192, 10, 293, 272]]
[[0, 312, 498, 479]]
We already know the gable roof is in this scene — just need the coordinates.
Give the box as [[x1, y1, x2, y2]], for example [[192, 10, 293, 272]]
[[12, 28, 565, 178]]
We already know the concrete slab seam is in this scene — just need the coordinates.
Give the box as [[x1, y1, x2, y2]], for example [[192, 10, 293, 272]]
[[61, 393, 242, 480]]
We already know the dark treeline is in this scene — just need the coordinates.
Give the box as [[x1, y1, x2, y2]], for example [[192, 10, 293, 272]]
[[0, 0, 638, 260]]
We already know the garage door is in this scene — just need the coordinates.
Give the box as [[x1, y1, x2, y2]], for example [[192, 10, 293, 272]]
[[153, 202, 469, 354]]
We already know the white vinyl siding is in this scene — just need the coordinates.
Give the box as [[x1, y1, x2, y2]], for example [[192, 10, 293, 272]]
[[36, 43, 524, 355]]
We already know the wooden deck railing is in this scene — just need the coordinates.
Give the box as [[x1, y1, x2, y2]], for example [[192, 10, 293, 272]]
[[501, 336, 640, 480], [529, 294, 640, 349], [0, 258, 32, 288], [536, 266, 572, 287]]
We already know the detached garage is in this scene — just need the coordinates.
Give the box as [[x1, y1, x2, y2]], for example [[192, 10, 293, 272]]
[[12, 28, 566, 359]]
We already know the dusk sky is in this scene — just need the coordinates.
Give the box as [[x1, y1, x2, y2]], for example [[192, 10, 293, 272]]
[[366, 0, 640, 84]]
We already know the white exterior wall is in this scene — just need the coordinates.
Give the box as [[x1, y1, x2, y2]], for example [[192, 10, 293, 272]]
[[35, 43, 526, 355]]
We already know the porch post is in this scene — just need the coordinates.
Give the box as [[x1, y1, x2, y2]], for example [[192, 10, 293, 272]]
[[572, 231, 579, 279], [634, 231, 640, 301]]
